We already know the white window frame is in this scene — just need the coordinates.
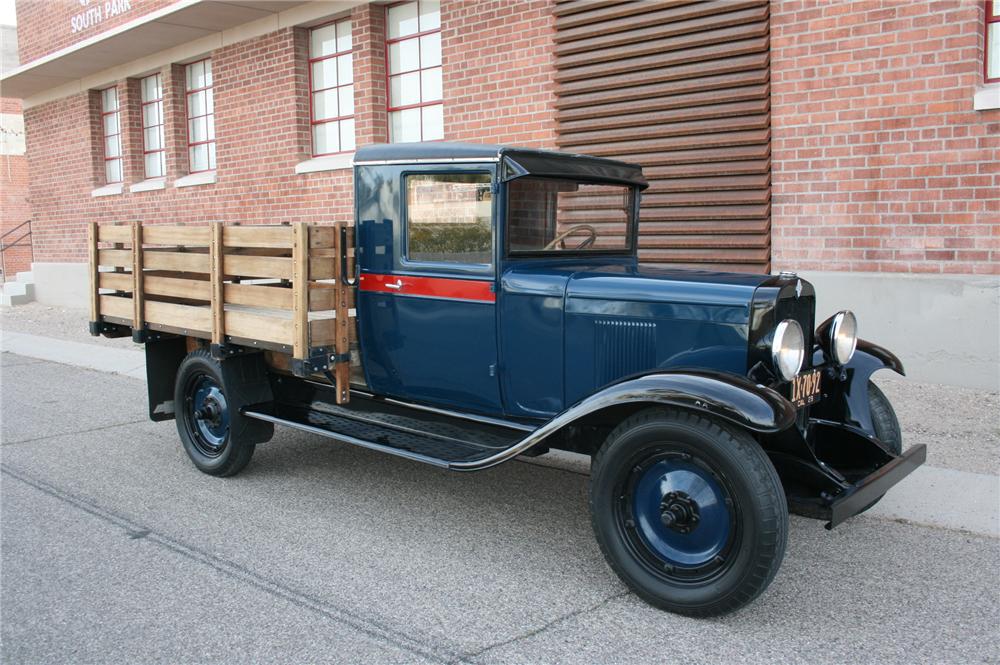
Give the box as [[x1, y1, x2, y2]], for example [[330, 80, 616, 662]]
[[386, 0, 443, 143]]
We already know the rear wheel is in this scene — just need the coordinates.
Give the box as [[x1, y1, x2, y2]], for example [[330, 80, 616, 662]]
[[590, 407, 787, 617], [175, 349, 256, 477]]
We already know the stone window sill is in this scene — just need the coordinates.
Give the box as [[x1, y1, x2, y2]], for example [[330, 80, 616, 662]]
[[130, 178, 166, 193], [973, 84, 1000, 111], [91, 183, 124, 197], [174, 171, 217, 188], [295, 153, 354, 175]]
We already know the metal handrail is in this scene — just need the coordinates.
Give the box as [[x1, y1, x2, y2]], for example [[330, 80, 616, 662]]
[[0, 220, 33, 282]]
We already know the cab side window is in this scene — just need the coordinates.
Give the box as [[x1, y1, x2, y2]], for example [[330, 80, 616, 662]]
[[404, 173, 492, 265]]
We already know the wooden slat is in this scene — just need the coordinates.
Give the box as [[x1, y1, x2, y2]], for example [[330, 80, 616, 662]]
[[309, 258, 335, 280], [142, 225, 211, 246], [144, 251, 210, 273], [99, 272, 134, 292], [309, 284, 356, 311], [144, 275, 212, 300], [88, 223, 99, 321], [224, 255, 293, 280], [99, 294, 134, 320], [98, 249, 132, 268], [292, 222, 309, 359], [309, 226, 337, 249], [211, 223, 224, 345], [224, 310, 292, 346], [98, 224, 131, 243], [223, 225, 294, 248], [224, 283, 293, 309], [131, 221, 144, 331], [145, 300, 212, 332]]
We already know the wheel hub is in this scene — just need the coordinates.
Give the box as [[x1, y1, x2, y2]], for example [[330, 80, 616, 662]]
[[626, 455, 734, 571], [659, 491, 700, 534], [187, 377, 230, 455]]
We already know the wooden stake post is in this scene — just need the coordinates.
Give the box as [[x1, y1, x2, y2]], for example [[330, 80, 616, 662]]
[[87, 222, 99, 325], [333, 222, 351, 404], [130, 221, 145, 338]]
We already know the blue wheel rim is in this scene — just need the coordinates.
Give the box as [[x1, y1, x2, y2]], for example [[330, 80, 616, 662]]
[[187, 375, 230, 457], [631, 458, 732, 568]]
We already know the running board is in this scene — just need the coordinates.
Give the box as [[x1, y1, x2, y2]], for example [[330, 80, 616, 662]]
[[243, 402, 541, 471]]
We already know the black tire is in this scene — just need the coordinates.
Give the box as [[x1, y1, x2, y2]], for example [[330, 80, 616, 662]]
[[855, 381, 903, 514], [174, 349, 256, 477], [590, 407, 788, 617], [868, 381, 902, 455]]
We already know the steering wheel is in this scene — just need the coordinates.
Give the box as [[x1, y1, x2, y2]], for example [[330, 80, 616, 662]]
[[543, 224, 597, 250]]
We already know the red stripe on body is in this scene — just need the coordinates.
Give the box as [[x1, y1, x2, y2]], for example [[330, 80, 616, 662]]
[[359, 273, 495, 303]]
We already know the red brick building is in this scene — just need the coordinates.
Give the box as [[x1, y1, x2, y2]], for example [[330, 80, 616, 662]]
[[2, 0, 998, 387], [1, 23, 31, 282]]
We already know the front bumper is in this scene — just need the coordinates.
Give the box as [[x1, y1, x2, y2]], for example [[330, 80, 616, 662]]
[[826, 443, 927, 529]]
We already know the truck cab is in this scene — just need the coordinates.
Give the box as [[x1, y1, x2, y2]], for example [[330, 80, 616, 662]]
[[353, 142, 767, 420]]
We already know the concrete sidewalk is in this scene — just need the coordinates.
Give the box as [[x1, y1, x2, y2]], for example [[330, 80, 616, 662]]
[[2, 321, 996, 538]]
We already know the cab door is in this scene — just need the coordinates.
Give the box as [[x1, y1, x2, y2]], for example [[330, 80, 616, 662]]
[[356, 167, 502, 414]]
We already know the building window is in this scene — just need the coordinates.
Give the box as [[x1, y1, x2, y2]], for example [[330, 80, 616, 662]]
[[141, 73, 166, 178], [100, 87, 122, 184], [185, 59, 215, 173], [987, 1, 1000, 83], [309, 19, 355, 156], [386, 0, 442, 143]]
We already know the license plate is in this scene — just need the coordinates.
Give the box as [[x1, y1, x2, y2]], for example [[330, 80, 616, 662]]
[[790, 369, 822, 408]]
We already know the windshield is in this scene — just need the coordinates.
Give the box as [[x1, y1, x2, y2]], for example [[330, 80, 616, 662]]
[[507, 177, 635, 254]]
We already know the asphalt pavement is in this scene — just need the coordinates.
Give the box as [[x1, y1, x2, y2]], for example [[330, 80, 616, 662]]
[[1, 348, 998, 664]]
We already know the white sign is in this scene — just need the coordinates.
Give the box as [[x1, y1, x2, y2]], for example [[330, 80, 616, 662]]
[[71, 0, 134, 34]]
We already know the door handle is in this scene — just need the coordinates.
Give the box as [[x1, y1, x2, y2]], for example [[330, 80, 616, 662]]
[[385, 279, 403, 290]]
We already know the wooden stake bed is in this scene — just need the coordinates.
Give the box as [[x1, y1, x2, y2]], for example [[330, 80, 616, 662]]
[[88, 221, 357, 404]]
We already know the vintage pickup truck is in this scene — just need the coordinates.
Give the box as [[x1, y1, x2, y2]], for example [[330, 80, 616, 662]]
[[88, 142, 925, 616]]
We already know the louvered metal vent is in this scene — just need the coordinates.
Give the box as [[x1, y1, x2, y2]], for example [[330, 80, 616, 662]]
[[595, 319, 657, 386], [553, 0, 771, 272]]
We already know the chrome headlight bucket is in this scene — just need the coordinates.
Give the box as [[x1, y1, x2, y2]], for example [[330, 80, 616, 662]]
[[828, 310, 858, 365], [771, 319, 805, 381]]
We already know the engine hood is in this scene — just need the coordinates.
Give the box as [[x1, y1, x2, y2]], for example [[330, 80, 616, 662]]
[[566, 264, 771, 310]]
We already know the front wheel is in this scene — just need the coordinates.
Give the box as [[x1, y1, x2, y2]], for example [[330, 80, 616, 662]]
[[590, 407, 788, 617]]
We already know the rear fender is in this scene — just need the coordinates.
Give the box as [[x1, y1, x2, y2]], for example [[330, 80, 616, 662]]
[[810, 339, 905, 437]]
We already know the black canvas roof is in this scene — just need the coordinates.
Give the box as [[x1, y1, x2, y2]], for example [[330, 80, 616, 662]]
[[353, 142, 648, 189]]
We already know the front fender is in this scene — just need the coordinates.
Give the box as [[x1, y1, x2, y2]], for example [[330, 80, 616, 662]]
[[811, 338, 905, 436], [449, 370, 796, 471]]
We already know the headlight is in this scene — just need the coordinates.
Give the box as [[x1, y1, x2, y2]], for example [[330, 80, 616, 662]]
[[829, 310, 858, 365], [771, 319, 805, 381]]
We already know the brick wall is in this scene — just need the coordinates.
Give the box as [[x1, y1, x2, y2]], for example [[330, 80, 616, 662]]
[[441, 0, 556, 147], [15, 0, 173, 65], [22, 1, 558, 264], [1, 97, 31, 278], [771, 0, 1000, 276]]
